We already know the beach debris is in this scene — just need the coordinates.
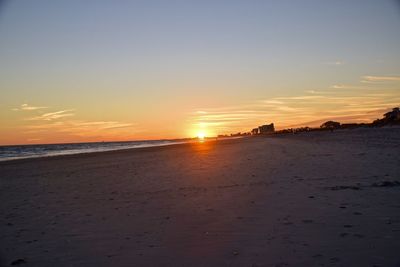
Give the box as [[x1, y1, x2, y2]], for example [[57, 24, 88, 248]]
[[371, 181, 400, 187], [327, 185, 361, 191], [329, 257, 340, 263], [326, 181, 400, 192], [312, 254, 323, 258], [10, 258, 27, 265]]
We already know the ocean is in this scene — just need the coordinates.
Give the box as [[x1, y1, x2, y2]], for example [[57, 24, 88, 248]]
[[0, 139, 191, 162]]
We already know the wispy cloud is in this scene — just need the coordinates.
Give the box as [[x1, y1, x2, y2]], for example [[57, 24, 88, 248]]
[[28, 110, 75, 121], [74, 121, 133, 130], [16, 103, 141, 141], [331, 74, 400, 89], [276, 95, 325, 100], [324, 60, 345, 66], [361, 75, 400, 83], [262, 100, 284, 104], [23, 120, 139, 138], [189, 89, 400, 134], [12, 103, 47, 111], [330, 84, 366, 90]]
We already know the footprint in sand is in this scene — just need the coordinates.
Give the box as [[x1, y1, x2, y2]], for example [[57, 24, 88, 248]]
[[10, 258, 27, 265], [353, 233, 365, 238]]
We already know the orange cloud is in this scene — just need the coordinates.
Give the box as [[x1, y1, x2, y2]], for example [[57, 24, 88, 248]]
[[361, 75, 400, 83], [28, 110, 75, 121]]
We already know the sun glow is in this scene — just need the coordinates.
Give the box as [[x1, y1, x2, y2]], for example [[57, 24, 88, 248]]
[[197, 132, 206, 140], [186, 123, 216, 140]]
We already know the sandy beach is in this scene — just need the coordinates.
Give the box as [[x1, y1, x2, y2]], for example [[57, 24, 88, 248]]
[[1, 127, 400, 267]]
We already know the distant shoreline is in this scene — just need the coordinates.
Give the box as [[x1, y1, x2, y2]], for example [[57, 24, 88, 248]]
[[1, 126, 398, 164], [0, 136, 245, 164]]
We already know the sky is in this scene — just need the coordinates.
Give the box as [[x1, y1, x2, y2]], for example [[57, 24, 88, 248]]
[[0, 0, 399, 145]]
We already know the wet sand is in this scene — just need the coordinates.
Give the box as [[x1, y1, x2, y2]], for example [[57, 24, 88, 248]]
[[1, 128, 400, 267]]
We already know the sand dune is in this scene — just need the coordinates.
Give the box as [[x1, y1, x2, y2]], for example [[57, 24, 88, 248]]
[[1, 128, 400, 266]]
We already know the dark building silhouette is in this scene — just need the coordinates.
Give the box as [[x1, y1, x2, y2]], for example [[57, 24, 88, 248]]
[[258, 123, 275, 134], [240, 106, 399, 137], [251, 128, 259, 135]]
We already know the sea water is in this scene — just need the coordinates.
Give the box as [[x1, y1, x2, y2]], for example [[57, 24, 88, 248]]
[[0, 139, 190, 161]]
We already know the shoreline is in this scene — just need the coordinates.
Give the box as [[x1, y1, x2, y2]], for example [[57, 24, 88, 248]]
[[0, 140, 190, 164], [0, 136, 249, 165], [1, 126, 398, 164]]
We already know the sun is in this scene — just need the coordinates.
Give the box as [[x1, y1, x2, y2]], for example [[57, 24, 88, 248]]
[[197, 132, 206, 140]]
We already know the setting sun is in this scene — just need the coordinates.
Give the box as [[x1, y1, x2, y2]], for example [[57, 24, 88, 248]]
[[197, 132, 206, 140]]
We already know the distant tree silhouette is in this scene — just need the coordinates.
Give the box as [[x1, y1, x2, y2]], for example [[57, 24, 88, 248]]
[[372, 107, 400, 126], [320, 121, 341, 130], [383, 107, 400, 123]]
